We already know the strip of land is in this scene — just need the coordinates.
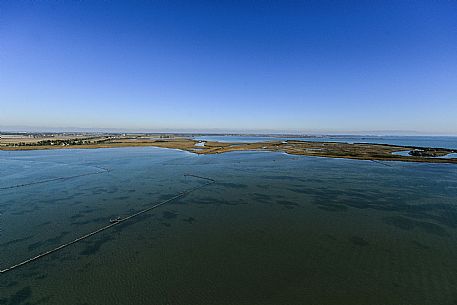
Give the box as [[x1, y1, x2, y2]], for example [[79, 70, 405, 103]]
[[1, 133, 456, 164]]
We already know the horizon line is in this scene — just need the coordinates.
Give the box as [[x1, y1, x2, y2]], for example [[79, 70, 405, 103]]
[[1, 125, 456, 137]]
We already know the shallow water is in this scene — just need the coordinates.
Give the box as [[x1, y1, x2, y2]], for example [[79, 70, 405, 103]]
[[391, 150, 412, 157], [441, 153, 457, 159], [1, 147, 457, 305]]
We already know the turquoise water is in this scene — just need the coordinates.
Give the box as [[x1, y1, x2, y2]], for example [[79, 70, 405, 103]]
[[195, 135, 457, 149], [1, 147, 457, 304]]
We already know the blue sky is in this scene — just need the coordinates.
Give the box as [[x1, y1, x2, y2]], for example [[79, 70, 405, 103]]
[[1, 1, 456, 134]]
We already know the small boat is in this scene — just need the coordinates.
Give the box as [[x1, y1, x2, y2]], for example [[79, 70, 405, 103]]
[[110, 216, 121, 223]]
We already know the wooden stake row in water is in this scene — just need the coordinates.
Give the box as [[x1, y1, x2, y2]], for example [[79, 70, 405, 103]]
[[0, 174, 215, 274], [0, 166, 111, 190]]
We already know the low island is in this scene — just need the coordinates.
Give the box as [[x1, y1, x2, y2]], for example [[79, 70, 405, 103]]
[[1, 133, 456, 164]]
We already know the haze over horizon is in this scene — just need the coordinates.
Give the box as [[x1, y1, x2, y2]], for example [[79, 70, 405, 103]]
[[1, 1, 456, 134], [1, 124, 457, 137]]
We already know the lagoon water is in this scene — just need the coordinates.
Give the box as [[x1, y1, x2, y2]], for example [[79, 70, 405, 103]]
[[1, 147, 457, 304]]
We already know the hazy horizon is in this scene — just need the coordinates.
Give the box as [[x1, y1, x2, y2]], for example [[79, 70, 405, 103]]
[[1, 124, 457, 137]]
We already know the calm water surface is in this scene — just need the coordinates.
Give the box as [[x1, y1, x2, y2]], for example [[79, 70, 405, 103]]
[[1, 147, 457, 305]]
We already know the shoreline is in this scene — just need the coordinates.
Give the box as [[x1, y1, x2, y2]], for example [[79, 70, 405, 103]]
[[1, 138, 457, 164]]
